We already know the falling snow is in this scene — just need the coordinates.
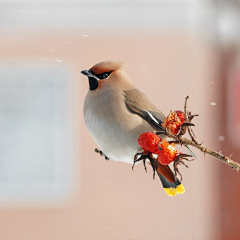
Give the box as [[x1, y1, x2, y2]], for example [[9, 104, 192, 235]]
[[218, 136, 225, 141], [210, 102, 217, 106]]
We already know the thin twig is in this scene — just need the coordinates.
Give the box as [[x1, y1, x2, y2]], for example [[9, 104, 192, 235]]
[[184, 96, 200, 144], [184, 95, 189, 121]]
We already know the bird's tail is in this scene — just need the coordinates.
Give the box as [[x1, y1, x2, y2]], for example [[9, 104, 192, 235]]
[[157, 163, 185, 196]]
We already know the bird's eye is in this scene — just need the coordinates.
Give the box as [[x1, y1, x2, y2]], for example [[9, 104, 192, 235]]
[[98, 71, 112, 80], [100, 73, 109, 79]]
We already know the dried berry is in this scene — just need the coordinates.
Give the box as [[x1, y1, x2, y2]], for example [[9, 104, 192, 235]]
[[158, 140, 178, 165], [138, 132, 162, 154], [161, 110, 185, 135]]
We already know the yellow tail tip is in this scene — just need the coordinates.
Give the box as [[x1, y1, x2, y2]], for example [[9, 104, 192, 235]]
[[164, 184, 185, 196], [176, 184, 185, 194], [164, 187, 178, 196]]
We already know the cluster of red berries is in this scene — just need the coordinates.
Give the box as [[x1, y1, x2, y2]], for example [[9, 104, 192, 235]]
[[138, 110, 186, 165], [138, 132, 178, 165]]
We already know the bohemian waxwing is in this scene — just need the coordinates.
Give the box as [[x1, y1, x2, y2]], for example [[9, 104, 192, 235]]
[[82, 60, 185, 196]]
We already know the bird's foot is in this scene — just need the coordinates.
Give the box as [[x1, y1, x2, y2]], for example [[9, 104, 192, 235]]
[[133, 151, 158, 179], [94, 148, 110, 160], [173, 153, 194, 181]]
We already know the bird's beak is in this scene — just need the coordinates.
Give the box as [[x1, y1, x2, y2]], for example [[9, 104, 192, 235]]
[[81, 70, 99, 81], [81, 70, 91, 76]]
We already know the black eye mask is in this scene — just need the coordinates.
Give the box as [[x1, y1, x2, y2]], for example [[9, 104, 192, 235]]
[[89, 69, 112, 80]]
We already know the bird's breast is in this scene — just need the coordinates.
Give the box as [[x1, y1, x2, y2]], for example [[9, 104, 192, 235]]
[[83, 89, 155, 164]]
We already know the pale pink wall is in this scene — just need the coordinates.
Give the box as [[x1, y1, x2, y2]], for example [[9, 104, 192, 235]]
[[0, 31, 221, 240]]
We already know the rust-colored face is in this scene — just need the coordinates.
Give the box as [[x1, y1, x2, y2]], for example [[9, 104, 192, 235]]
[[81, 68, 112, 91], [81, 60, 127, 91]]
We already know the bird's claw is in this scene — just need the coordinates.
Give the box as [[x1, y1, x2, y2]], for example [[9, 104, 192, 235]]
[[173, 153, 194, 181], [94, 148, 110, 161], [133, 151, 158, 179]]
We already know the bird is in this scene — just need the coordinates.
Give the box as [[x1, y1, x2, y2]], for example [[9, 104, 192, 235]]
[[82, 60, 185, 196]]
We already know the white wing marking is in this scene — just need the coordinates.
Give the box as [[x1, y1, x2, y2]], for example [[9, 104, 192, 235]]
[[145, 111, 159, 125]]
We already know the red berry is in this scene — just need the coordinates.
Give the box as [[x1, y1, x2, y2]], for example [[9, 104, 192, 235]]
[[175, 110, 185, 122], [161, 110, 185, 135], [157, 140, 178, 165], [138, 132, 162, 154]]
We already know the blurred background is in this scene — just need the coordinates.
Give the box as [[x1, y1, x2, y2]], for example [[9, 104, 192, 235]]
[[0, 0, 240, 239]]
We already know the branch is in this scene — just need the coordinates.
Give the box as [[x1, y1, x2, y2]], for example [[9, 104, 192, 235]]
[[168, 133, 240, 170], [166, 96, 240, 171]]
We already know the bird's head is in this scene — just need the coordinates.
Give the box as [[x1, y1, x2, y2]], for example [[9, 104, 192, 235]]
[[81, 60, 129, 91]]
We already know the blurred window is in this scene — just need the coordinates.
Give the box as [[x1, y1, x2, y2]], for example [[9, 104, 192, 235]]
[[0, 64, 74, 202]]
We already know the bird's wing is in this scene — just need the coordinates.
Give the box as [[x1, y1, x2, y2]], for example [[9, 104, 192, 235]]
[[124, 88, 196, 158], [124, 88, 166, 131]]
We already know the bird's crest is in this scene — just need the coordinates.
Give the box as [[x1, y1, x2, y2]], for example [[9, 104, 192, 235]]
[[91, 61, 128, 75]]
